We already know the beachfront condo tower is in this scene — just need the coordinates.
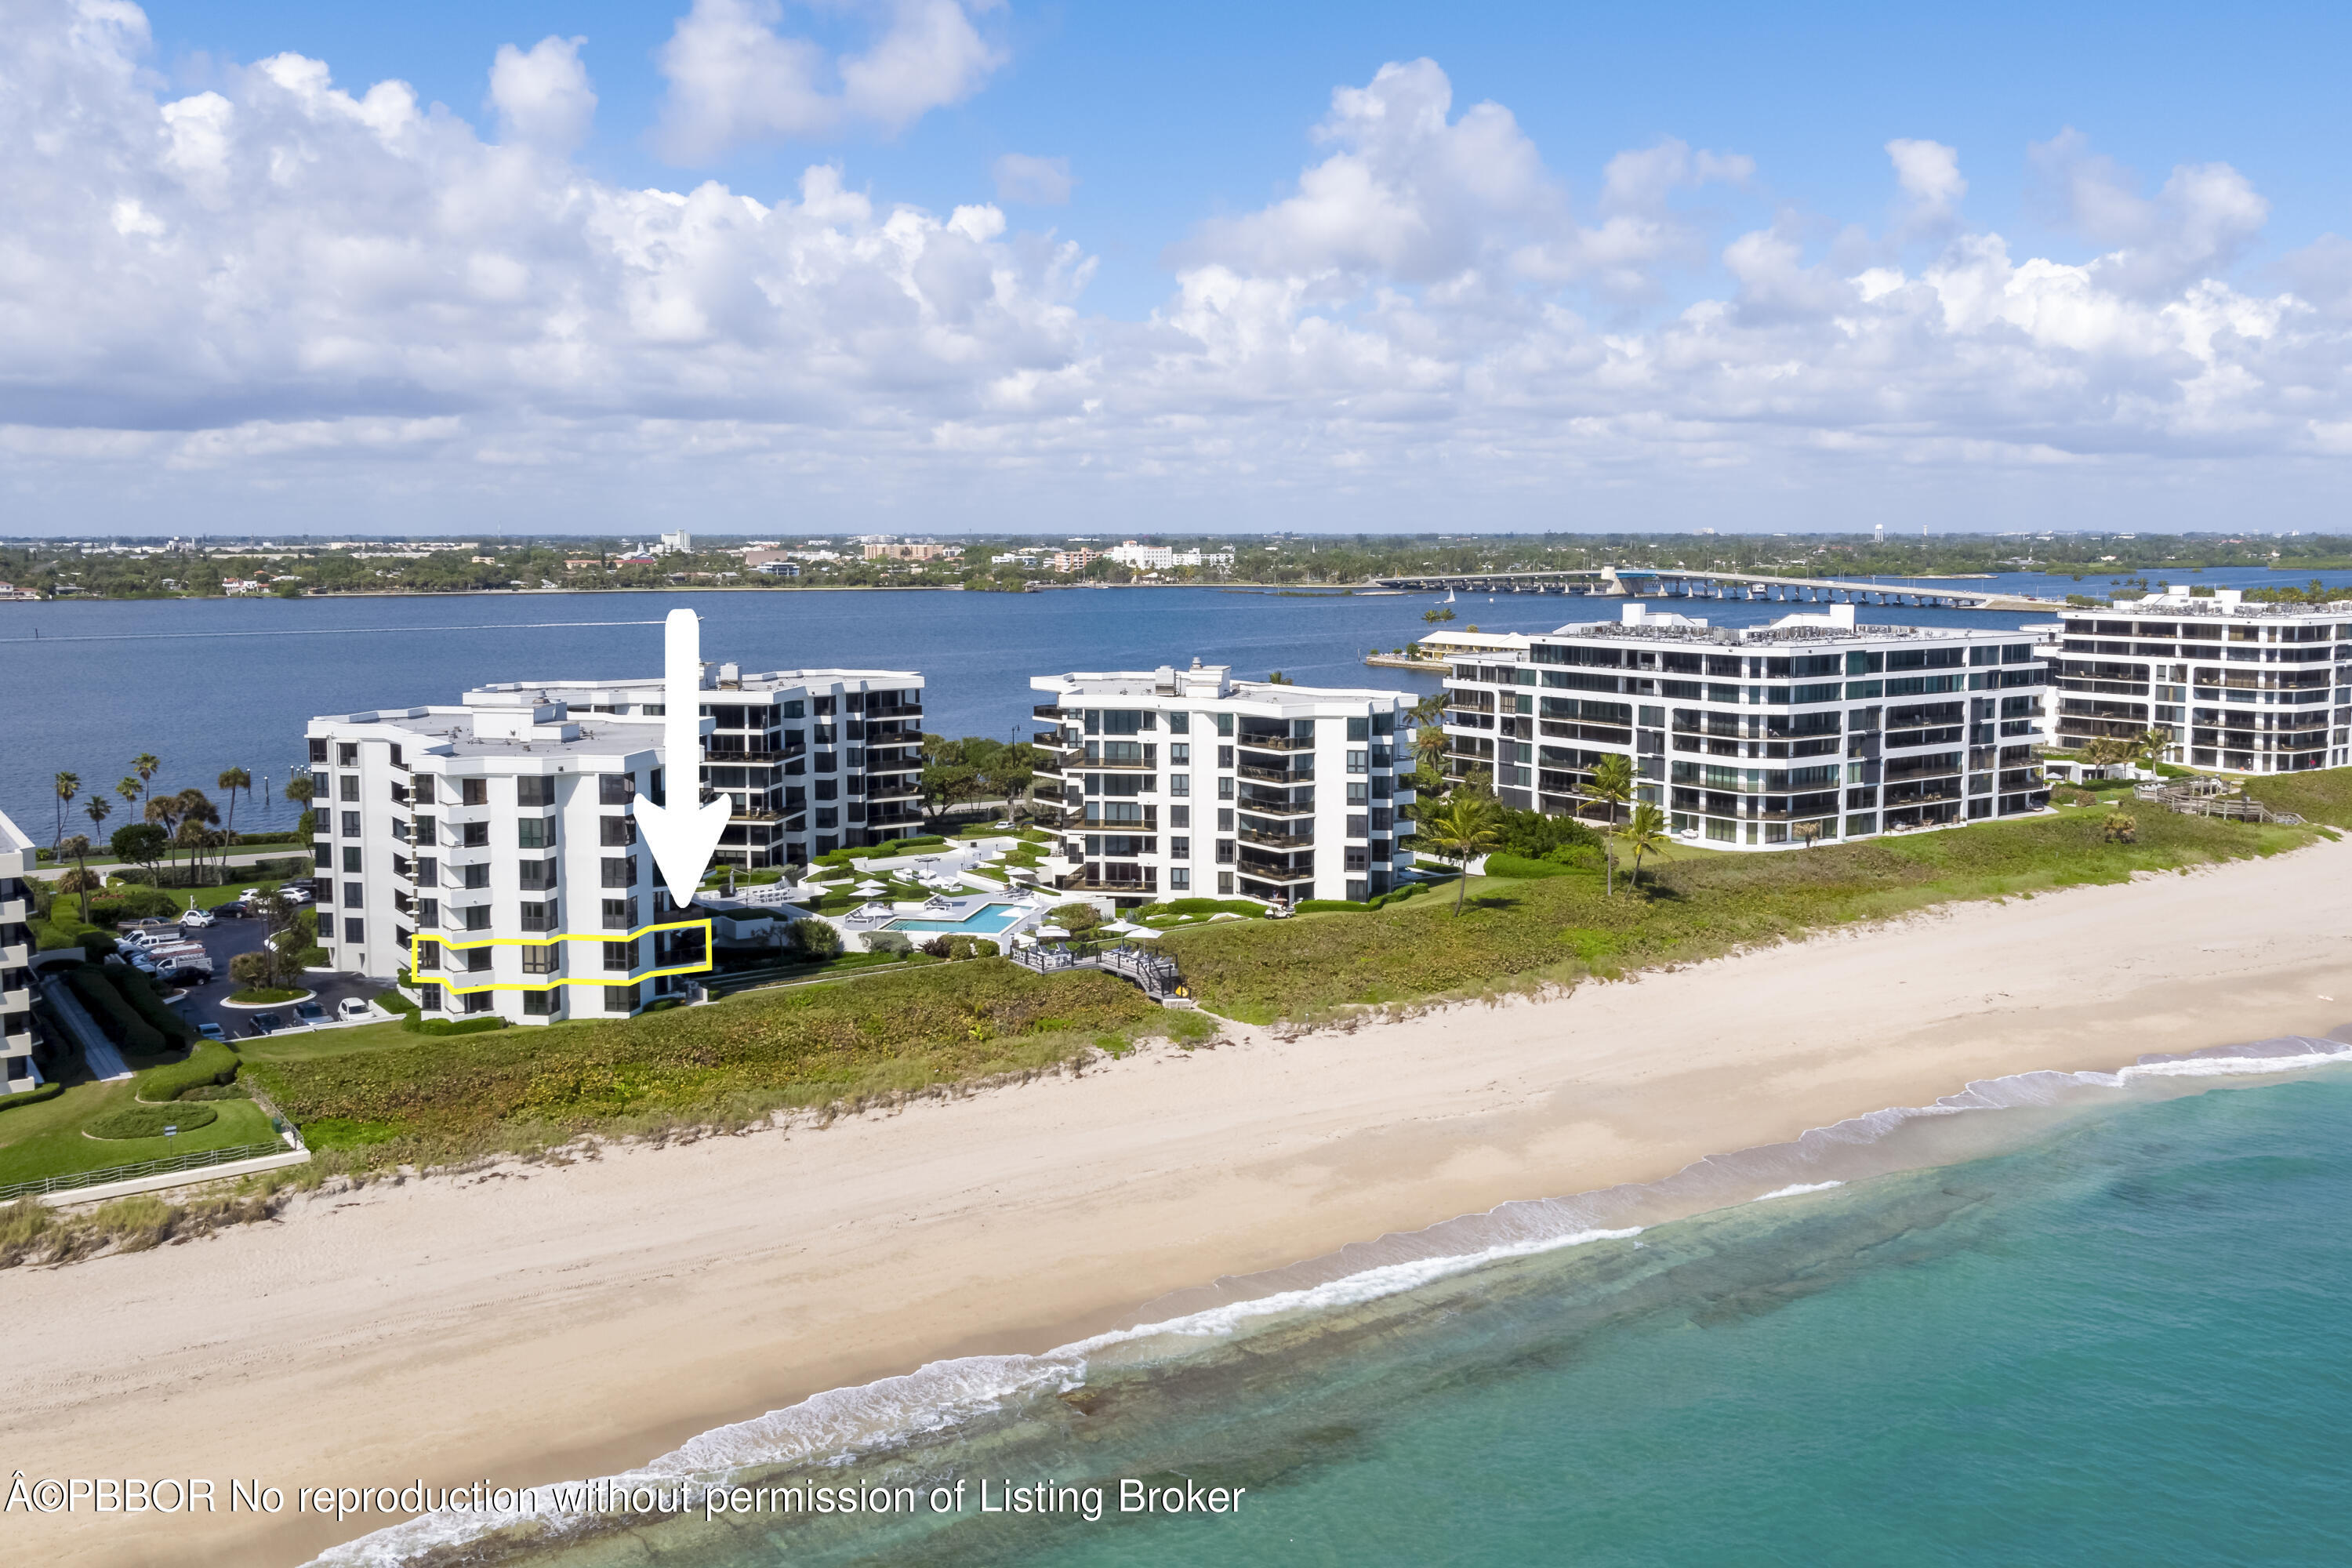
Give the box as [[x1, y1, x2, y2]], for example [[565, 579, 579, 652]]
[[1029, 661, 1418, 906], [0, 808, 46, 1092], [304, 661, 924, 1024], [1438, 603, 2053, 849], [2050, 586, 2352, 772]]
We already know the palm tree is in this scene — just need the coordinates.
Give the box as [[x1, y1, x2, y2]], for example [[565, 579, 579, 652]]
[[218, 766, 252, 835], [58, 834, 93, 924], [174, 789, 220, 877], [115, 776, 142, 815], [1585, 755, 1635, 895], [1425, 794, 1501, 915], [2132, 728, 2171, 775], [82, 793, 111, 882], [1618, 802, 1671, 890], [132, 753, 160, 807], [53, 771, 78, 847]]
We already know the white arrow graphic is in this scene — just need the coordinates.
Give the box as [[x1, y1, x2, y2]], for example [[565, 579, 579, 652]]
[[632, 608, 731, 911]]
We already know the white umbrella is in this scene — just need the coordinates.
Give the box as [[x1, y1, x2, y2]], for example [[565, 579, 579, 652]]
[[1036, 925, 1069, 939]]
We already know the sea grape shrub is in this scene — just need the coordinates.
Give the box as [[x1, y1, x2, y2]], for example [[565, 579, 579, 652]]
[[865, 932, 914, 956], [786, 919, 843, 960]]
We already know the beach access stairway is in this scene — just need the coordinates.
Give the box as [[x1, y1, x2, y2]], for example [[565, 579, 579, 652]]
[[2133, 780, 2302, 825], [1007, 940, 1187, 1001]]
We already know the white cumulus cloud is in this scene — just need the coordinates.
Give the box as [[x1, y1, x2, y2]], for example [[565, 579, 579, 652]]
[[4, 3, 2352, 533], [993, 151, 1072, 205], [654, 0, 1004, 164]]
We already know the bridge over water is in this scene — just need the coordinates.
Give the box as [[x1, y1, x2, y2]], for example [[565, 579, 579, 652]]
[[1367, 565, 2068, 614]]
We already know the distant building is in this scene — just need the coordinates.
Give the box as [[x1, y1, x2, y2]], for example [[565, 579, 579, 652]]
[[563, 557, 603, 570], [221, 578, 264, 595], [656, 530, 693, 555], [1049, 549, 1101, 575], [1104, 541, 1236, 572], [862, 542, 956, 562]]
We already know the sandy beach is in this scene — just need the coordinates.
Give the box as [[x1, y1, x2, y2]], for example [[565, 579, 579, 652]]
[[8, 839, 2352, 1566]]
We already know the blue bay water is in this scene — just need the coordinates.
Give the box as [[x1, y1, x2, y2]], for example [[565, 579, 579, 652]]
[[12, 563, 2339, 840], [331, 1058, 2352, 1568]]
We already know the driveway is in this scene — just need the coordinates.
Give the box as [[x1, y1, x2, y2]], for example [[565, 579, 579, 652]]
[[161, 913, 389, 1042]]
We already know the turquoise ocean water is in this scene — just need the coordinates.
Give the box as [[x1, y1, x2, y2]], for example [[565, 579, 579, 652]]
[[322, 1041, 2352, 1568]]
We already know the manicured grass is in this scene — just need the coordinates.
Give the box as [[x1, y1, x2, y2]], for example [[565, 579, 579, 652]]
[[236, 1019, 417, 1062], [245, 960, 1158, 1164], [226, 988, 307, 1004], [1159, 803, 2318, 1024], [0, 1079, 278, 1185], [2244, 768, 2352, 829]]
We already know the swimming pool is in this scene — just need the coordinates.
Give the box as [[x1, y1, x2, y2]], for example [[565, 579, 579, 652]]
[[881, 903, 1028, 935]]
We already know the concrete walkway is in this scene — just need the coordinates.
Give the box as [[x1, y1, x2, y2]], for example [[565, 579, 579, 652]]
[[42, 978, 132, 1081]]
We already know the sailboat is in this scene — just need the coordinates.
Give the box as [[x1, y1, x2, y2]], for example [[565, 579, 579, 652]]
[[1443, 589, 1456, 603]]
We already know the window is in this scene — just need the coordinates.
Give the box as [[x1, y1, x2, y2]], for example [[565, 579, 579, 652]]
[[462, 822, 489, 848], [521, 944, 560, 975], [523, 991, 555, 1015], [340, 811, 361, 837], [1217, 777, 1235, 799], [1171, 774, 1191, 797], [1170, 804, 1190, 829], [521, 859, 558, 891], [1345, 848, 1369, 872], [410, 775, 434, 804], [418, 983, 441, 1011], [602, 855, 636, 887], [520, 902, 554, 931], [413, 815, 435, 846], [517, 817, 553, 849], [1215, 839, 1236, 863], [1347, 717, 1369, 742], [1216, 713, 1234, 736], [460, 778, 488, 806], [1346, 815, 1369, 839], [1168, 712, 1189, 735], [341, 846, 361, 873], [343, 881, 363, 907], [310, 738, 328, 764], [600, 815, 635, 847], [1170, 742, 1190, 764], [338, 774, 358, 803], [1171, 868, 1191, 890], [1218, 872, 1235, 895], [602, 898, 636, 931], [416, 940, 441, 971], [1345, 781, 1370, 803], [462, 906, 491, 931], [1347, 750, 1368, 774], [600, 772, 635, 805], [314, 843, 332, 869], [1217, 809, 1234, 832], [815, 808, 838, 829], [343, 918, 365, 943], [1171, 836, 1191, 858], [604, 939, 637, 971], [337, 742, 358, 767], [517, 776, 554, 808], [1347, 879, 1369, 902], [461, 862, 490, 889], [1217, 746, 1235, 768], [604, 985, 637, 1012], [815, 779, 838, 800], [419, 898, 438, 928]]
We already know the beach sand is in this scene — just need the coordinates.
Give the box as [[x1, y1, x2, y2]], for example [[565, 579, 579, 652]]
[[9, 840, 2352, 1566]]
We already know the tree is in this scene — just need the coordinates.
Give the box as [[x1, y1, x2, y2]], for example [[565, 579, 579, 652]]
[[58, 834, 93, 923], [2132, 729, 2170, 774], [53, 771, 78, 847], [1792, 819, 1822, 850], [131, 753, 159, 806], [977, 742, 1041, 820], [1618, 802, 1671, 889], [218, 766, 252, 834], [2078, 735, 2134, 769], [2103, 812, 2138, 844], [283, 773, 316, 835], [110, 822, 169, 877], [114, 775, 141, 815], [82, 793, 111, 861], [1422, 607, 1457, 625], [1265, 671, 1296, 684], [919, 735, 984, 824], [1584, 755, 1635, 895], [1424, 794, 1501, 915], [1046, 902, 1103, 938]]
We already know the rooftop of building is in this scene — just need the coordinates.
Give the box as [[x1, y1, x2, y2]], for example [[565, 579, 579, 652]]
[[1516, 604, 2041, 648], [2085, 586, 2352, 619], [0, 805, 34, 855], [310, 702, 666, 760], [472, 663, 922, 702], [1034, 659, 1409, 707]]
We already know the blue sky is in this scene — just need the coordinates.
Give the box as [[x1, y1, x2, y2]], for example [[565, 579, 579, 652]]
[[9, 0, 2352, 535]]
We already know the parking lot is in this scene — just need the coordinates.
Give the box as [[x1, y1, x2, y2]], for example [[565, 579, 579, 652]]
[[153, 906, 390, 1042]]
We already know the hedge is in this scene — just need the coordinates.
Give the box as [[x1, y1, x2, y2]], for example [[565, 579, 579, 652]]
[[66, 967, 166, 1056], [105, 967, 196, 1047], [0, 1081, 65, 1115], [89, 1103, 220, 1139], [136, 1041, 241, 1102], [409, 1016, 510, 1036]]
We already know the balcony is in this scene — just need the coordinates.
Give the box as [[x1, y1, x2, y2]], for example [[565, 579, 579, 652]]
[[1056, 869, 1159, 894], [0, 898, 24, 925], [1033, 729, 1065, 748], [1237, 853, 1313, 882], [1239, 825, 1315, 848], [1237, 760, 1312, 786], [1235, 731, 1314, 753], [1033, 703, 1064, 720], [1236, 787, 1314, 817], [0, 988, 28, 1014]]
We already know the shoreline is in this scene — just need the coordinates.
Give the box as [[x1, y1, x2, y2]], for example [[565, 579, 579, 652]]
[[9, 840, 2352, 1566]]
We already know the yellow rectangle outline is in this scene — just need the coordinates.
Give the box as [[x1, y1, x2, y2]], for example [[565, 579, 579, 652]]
[[408, 917, 713, 993]]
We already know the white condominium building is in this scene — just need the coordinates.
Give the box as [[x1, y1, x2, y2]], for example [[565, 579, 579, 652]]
[[305, 692, 676, 1025], [306, 661, 925, 1025], [1, 808, 44, 1091], [469, 663, 925, 866], [1442, 603, 2053, 850], [1030, 661, 1417, 906], [2050, 586, 2352, 772]]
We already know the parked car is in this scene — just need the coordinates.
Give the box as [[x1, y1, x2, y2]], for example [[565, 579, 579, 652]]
[[336, 996, 373, 1022], [249, 1011, 286, 1036], [181, 905, 216, 928], [124, 949, 159, 974], [195, 1022, 225, 1041], [281, 885, 314, 906], [293, 1000, 327, 1025], [212, 902, 252, 920]]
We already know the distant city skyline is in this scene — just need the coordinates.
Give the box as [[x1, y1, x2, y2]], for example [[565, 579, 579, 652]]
[[9, 1, 2352, 534]]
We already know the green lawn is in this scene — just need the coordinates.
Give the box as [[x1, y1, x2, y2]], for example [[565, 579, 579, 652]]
[[0, 1078, 279, 1186]]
